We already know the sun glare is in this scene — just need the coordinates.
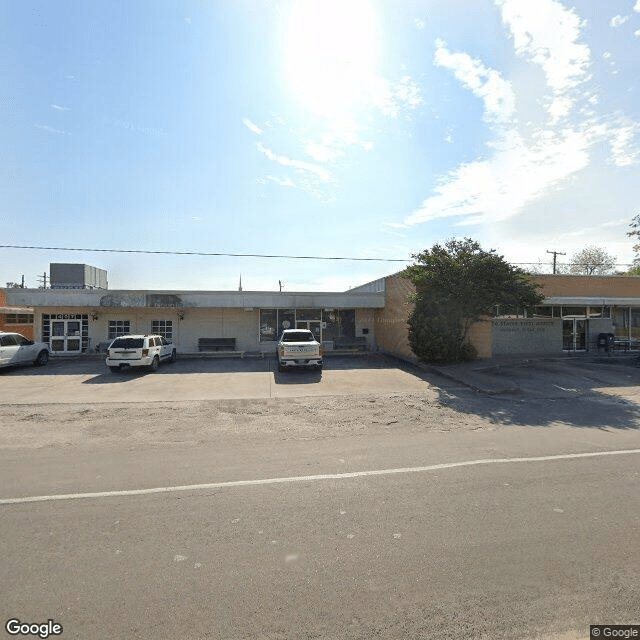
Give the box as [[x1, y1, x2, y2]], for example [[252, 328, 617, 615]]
[[283, 0, 379, 120]]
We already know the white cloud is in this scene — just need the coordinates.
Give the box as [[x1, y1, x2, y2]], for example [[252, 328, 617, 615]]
[[495, 0, 590, 122], [50, 104, 70, 111], [635, 0, 640, 12], [265, 175, 297, 188], [434, 40, 515, 123], [635, 29, 640, 38], [371, 75, 423, 118], [609, 15, 629, 27], [242, 118, 263, 135], [256, 142, 332, 183], [607, 121, 640, 167], [414, 18, 426, 29], [602, 52, 612, 60], [405, 128, 592, 226], [34, 123, 70, 135]]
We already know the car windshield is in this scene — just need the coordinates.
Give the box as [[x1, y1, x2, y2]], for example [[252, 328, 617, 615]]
[[110, 338, 144, 349], [281, 331, 314, 342]]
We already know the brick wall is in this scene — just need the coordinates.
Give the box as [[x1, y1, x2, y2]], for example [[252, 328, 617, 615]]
[[0, 289, 35, 339], [533, 274, 640, 297], [374, 275, 416, 361]]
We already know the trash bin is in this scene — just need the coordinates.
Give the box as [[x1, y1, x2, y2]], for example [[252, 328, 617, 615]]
[[597, 332, 615, 352]]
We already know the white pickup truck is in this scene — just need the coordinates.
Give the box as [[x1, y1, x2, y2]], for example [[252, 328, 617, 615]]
[[277, 329, 323, 372]]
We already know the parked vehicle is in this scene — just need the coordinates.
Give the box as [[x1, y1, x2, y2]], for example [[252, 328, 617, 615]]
[[277, 329, 323, 371], [106, 334, 176, 372], [0, 332, 50, 369]]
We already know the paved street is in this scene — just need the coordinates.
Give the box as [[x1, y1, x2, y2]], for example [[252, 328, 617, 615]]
[[1, 356, 640, 639]]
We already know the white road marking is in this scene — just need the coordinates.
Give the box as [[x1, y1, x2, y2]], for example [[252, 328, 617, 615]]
[[1, 449, 639, 506]]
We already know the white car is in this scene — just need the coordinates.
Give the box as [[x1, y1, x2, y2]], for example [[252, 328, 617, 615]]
[[0, 332, 50, 369], [277, 329, 323, 371], [106, 334, 176, 372]]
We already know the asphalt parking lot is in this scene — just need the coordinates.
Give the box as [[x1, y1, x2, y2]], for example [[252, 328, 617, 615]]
[[0, 354, 430, 404]]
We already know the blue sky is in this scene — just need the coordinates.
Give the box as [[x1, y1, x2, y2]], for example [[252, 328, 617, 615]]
[[2, 0, 640, 291]]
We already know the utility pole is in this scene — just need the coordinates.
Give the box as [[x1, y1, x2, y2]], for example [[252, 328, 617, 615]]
[[546, 250, 566, 275], [37, 272, 48, 288], [279, 280, 284, 292]]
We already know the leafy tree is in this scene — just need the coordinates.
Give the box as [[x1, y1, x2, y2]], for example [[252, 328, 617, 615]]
[[627, 214, 640, 268], [565, 246, 616, 275], [402, 238, 544, 363]]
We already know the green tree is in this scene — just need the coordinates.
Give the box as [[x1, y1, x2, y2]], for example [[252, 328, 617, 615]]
[[402, 238, 544, 363]]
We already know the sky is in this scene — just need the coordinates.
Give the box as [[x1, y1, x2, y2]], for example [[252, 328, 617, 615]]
[[2, 0, 640, 291]]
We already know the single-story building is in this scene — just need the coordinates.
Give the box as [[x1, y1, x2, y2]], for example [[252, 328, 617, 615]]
[[3, 267, 640, 359], [0, 281, 384, 356]]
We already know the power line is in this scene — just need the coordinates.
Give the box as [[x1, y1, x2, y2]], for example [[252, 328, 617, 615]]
[[0, 244, 409, 263], [0, 244, 634, 268]]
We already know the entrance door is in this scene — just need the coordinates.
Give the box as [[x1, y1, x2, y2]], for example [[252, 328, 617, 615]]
[[50, 319, 82, 354], [562, 319, 586, 351], [296, 320, 322, 342]]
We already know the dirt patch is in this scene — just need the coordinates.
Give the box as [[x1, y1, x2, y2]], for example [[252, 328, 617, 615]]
[[0, 391, 495, 450]]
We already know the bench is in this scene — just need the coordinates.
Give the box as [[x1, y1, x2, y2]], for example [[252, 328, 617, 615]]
[[198, 338, 238, 352], [333, 337, 369, 352]]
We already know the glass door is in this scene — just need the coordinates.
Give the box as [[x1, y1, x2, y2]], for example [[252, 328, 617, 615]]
[[50, 319, 82, 354], [296, 320, 322, 342], [562, 319, 586, 351]]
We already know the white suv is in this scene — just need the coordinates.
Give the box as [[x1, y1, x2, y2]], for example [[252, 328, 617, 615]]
[[0, 332, 50, 369], [106, 334, 176, 372]]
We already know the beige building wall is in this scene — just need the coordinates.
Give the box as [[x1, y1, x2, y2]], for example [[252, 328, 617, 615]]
[[374, 275, 416, 361], [533, 274, 640, 297], [86, 308, 263, 353], [355, 308, 376, 349], [466, 318, 492, 358]]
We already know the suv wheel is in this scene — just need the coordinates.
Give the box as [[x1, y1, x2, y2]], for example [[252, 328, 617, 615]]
[[34, 350, 49, 366], [149, 356, 160, 372]]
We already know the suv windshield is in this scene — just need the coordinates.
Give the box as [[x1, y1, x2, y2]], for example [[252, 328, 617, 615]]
[[281, 331, 314, 342], [110, 338, 144, 349]]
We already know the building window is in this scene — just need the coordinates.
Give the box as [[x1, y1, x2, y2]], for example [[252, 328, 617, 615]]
[[4, 314, 34, 324], [260, 309, 278, 342], [587, 306, 611, 318], [108, 320, 131, 339], [323, 310, 355, 340], [151, 320, 173, 339], [561, 306, 587, 317], [260, 308, 326, 342], [530, 306, 554, 318]]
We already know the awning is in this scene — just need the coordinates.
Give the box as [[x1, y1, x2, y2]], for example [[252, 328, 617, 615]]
[[0, 306, 35, 313]]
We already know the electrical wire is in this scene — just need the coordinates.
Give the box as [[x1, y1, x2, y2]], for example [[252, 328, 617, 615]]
[[0, 245, 634, 268], [0, 244, 409, 262]]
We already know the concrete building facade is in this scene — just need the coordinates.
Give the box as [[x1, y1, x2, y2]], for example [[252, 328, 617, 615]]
[[4, 269, 640, 360], [1, 286, 384, 356]]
